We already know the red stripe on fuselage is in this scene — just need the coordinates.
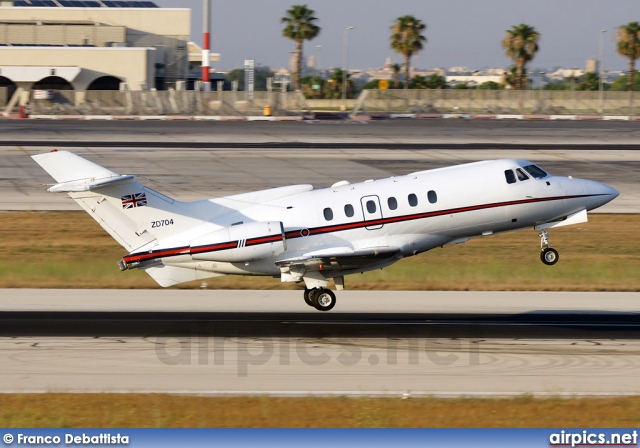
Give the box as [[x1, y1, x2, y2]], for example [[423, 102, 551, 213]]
[[190, 241, 238, 254], [246, 234, 283, 245]]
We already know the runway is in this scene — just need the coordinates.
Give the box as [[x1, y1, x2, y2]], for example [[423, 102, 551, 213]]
[[1, 290, 639, 396], [2, 290, 640, 339]]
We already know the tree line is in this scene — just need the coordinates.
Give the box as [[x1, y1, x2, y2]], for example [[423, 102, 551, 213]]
[[224, 5, 640, 95]]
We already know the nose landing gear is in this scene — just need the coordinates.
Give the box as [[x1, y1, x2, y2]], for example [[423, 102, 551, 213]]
[[539, 229, 559, 265]]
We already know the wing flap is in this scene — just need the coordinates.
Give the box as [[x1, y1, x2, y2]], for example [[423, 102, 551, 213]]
[[276, 246, 400, 271]]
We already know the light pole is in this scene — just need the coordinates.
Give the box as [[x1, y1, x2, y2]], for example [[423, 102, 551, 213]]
[[341, 26, 355, 112], [599, 29, 607, 114]]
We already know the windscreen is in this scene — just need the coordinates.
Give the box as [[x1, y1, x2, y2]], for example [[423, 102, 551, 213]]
[[523, 164, 548, 179]]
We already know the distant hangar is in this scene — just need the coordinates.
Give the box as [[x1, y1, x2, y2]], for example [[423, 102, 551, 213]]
[[0, 0, 216, 103]]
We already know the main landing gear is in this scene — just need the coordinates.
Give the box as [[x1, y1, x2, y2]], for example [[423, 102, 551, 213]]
[[304, 287, 337, 312], [539, 229, 559, 266]]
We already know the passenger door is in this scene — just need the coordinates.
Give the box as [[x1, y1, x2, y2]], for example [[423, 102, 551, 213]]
[[360, 195, 383, 230]]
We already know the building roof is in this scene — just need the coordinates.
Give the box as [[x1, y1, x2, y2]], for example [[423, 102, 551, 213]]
[[13, 1, 157, 7]]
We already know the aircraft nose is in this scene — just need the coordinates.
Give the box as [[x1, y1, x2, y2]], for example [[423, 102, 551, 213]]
[[581, 179, 619, 210]]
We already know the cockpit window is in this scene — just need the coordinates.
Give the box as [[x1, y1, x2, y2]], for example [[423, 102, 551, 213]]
[[523, 164, 548, 179], [516, 168, 530, 181], [504, 170, 516, 184]]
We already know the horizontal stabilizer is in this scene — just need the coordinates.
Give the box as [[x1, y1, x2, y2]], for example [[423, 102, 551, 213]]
[[47, 175, 136, 193], [32, 150, 119, 183]]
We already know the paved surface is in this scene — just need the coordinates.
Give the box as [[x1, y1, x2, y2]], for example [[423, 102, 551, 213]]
[[2, 120, 639, 212], [2, 146, 639, 213], [0, 290, 639, 396], [2, 119, 640, 145]]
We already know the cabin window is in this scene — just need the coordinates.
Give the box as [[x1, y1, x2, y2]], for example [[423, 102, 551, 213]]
[[344, 204, 354, 217], [428, 190, 437, 204], [505, 170, 516, 184], [388, 197, 398, 210], [516, 168, 530, 181], [408, 193, 418, 207], [523, 164, 548, 179], [323, 207, 333, 221], [366, 200, 377, 214]]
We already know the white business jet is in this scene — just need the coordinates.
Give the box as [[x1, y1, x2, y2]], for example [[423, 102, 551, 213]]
[[33, 150, 618, 311]]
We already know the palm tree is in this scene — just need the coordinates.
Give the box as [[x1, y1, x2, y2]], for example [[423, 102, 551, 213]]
[[390, 15, 426, 89], [502, 65, 526, 89], [617, 22, 640, 91], [391, 63, 402, 88], [281, 5, 320, 90], [502, 24, 540, 90]]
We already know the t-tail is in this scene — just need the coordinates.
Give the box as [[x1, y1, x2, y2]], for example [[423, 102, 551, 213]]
[[32, 150, 214, 284]]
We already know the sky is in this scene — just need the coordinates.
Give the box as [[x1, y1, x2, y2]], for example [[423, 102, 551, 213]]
[[155, 0, 638, 73]]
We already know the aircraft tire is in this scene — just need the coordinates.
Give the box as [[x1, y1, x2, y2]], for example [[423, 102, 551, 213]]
[[313, 288, 336, 312], [303, 288, 315, 307], [540, 247, 559, 265]]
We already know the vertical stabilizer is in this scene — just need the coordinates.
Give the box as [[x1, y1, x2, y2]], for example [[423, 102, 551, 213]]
[[32, 150, 206, 253]]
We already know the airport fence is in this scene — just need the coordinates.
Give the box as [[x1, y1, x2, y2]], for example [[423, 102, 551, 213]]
[[6, 88, 640, 118], [351, 89, 640, 117], [19, 90, 312, 117]]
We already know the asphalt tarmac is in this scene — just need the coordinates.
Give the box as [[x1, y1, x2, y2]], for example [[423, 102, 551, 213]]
[[1, 120, 639, 212], [2, 119, 640, 145], [1, 290, 639, 396]]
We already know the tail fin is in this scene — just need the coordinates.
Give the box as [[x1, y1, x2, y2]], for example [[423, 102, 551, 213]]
[[32, 150, 206, 253]]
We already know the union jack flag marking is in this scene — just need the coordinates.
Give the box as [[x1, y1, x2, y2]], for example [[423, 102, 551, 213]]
[[121, 192, 147, 209]]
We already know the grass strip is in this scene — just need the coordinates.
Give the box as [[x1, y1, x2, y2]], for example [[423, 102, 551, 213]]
[[1, 394, 640, 427], [0, 212, 638, 291]]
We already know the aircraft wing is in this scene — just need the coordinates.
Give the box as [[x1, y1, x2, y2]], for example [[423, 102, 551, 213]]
[[276, 246, 400, 272]]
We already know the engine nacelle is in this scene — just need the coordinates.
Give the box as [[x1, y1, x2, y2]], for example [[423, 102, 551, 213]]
[[190, 221, 286, 263]]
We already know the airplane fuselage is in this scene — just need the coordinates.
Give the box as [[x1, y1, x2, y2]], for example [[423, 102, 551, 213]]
[[123, 159, 617, 279]]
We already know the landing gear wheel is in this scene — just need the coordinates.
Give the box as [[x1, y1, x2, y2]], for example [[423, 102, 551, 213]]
[[540, 247, 559, 265], [312, 288, 336, 312], [303, 288, 315, 307]]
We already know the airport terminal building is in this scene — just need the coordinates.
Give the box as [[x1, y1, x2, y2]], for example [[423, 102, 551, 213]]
[[0, 0, 210, 104]]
